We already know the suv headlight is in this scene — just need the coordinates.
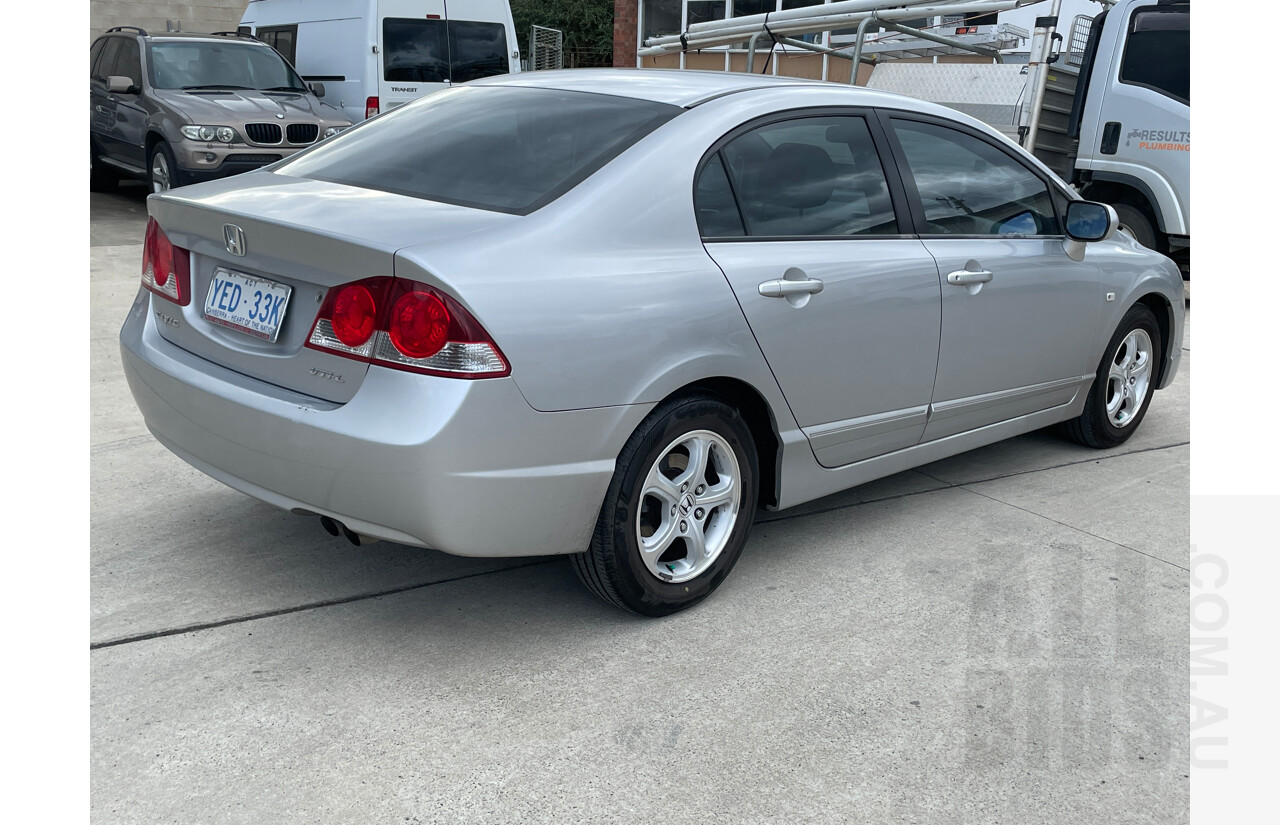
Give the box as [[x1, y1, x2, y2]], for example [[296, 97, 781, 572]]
[[322, 126, 349, 139], [180, 125, 238, 143]]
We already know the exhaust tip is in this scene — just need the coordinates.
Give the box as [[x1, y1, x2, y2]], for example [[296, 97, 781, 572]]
[[319, 516, 341, 537], [340, 523, 362, 546]]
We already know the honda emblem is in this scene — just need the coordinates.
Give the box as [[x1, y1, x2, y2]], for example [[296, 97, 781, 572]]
[[223, 224, 246, 257]]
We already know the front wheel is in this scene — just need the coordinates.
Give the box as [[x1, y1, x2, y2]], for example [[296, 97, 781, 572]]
[[571, 395, 759, 616], [148, 141, 181, 193], [1065, 304, 1163, 449]]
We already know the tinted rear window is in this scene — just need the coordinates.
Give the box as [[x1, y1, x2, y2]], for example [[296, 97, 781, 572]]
[[277, 86, 680, 214], [383, 19, 510, 83]]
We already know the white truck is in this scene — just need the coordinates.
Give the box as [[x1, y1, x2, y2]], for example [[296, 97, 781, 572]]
[[238, 0, 520, 123], [863, 0, 1189, 261], [1061, 0, 1188, 261]]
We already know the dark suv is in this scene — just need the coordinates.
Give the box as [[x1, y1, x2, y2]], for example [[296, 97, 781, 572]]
[[90, 28, 352, 192]]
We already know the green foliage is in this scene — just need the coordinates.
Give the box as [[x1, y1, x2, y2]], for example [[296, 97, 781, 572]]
[[510, 0, 614, 65]]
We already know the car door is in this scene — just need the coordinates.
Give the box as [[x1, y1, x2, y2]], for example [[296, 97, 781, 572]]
[[699, 112, 942, 468], [882, 114, 1102, 441], [108, 37, 149, 169], [90, 37, 121, 151]]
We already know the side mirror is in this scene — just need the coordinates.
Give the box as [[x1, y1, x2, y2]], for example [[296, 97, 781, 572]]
[[308, 81, 326, 98], [1065, 201, 1117, 242], [107, 75, 138, 94], [1063, 201, 1117, 261]]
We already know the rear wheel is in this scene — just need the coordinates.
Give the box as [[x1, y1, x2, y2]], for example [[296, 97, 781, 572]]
[[1065, 304, 1162, 449], [571, 395, 758, 616]]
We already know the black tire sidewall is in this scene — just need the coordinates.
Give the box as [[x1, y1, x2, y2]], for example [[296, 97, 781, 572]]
[[1086, 305, 1163, 445], [1113, 203, 1160, 251], [601, 397, 758, 617]]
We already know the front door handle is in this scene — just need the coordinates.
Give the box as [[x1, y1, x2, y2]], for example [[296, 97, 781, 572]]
[[946, 269, 994, 286], [759, 278, 824, 298]]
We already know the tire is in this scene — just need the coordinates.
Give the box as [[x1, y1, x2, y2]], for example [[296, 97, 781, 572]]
[[1112, 202, 1161, 252], [1065, 304, 1163, 449], [148, 141, 181, 193], [90, 142, 117, 192], [571, 394, 759, 616]]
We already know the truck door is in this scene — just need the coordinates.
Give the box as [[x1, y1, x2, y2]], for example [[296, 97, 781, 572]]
[[1078, 1, 1190, 237], [378, 0, 450, 115]]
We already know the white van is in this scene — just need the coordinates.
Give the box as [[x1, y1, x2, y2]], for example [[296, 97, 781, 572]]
[[239, 0, 520, 123]]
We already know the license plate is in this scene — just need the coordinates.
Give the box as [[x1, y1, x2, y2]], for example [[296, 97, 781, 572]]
[[204, 268, 293, 342]]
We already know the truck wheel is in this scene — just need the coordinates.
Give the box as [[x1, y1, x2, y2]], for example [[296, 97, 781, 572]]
[[1113, 203, 1161, 251]]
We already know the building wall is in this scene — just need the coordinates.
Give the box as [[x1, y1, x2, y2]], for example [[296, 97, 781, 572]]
[[91, 1, 251, 43]]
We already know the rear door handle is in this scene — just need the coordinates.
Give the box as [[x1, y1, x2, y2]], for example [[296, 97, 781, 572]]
[[758, 278, 824, 298], [946, 269, 994, 286]]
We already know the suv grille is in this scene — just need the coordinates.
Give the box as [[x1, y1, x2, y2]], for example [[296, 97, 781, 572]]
[[244, 123, 283, 144], [287, 123, 319, 144]]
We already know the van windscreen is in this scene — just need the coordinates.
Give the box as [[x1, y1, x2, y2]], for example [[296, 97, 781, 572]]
[[274, 85, 681, 214], [383, 18, 510, 83]]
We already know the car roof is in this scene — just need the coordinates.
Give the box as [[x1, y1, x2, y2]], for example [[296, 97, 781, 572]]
[[467, 68, 845, 108]]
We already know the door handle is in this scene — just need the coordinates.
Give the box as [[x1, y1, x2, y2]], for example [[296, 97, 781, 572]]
[[759, 278, 824, 298], [946, 269, 994, 286]]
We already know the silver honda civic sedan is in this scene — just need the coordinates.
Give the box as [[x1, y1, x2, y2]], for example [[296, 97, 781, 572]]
[[120, 69, 1184, 616]]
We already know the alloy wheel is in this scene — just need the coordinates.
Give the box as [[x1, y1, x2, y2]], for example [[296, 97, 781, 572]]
[[151, 152, 171, 192], [635, 429, 741, 584], [1106, 328, 1153, 428]]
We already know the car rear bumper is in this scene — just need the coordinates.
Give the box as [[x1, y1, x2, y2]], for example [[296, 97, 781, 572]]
[[119, 288, 652, 557]]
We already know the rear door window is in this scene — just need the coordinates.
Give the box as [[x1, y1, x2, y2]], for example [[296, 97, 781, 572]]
[[714, 115, 900, 238], [383, 18, 450, 82], [448, 21, 509, 82], [383, 18, 510, 82]]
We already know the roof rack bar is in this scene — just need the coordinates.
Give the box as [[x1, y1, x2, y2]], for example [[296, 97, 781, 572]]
[[107, 26, 148, 36], [209, 31, 260, 40]]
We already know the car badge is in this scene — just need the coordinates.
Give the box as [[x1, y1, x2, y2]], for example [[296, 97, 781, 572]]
[[223, 224, 246, 257], [276, 113, 285, 119]]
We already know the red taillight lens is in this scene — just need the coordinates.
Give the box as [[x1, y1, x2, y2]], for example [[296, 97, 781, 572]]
[[331, 284, 377, 347], [306, 277, 509, 378], [388, 290, 449, 359], [141, 217, 190, 306], [365, 96, 379, 119]]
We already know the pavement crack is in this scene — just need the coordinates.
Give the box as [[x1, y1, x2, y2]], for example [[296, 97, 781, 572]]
[[91, 434, 157, 455], [90, 559, 557, 651], [952, 484, 1190, 573]]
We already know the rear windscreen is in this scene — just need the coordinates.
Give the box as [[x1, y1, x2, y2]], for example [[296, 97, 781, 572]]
[[383, 18, 510, 83], [275, 85, 681, 214]]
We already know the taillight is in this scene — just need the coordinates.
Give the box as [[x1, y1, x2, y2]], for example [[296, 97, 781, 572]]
[[306, 277, 509, 378], [365, 96, 379, 119], [141, 217, 191, 306]]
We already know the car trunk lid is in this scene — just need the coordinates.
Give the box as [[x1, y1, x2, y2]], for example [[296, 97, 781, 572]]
[[145, 171, 517, 402]]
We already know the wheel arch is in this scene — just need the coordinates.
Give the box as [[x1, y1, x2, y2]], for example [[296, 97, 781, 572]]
[[1133, 291, 1176, 388], [660, 376, 782, 510]]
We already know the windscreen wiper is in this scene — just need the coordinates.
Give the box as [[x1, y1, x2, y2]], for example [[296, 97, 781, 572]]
[[261, 86, 306, 93], [181, 84, 252, 90]]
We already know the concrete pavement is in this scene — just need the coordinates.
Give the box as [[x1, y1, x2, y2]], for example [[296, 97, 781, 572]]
[[91, 182, 1190, 824]]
